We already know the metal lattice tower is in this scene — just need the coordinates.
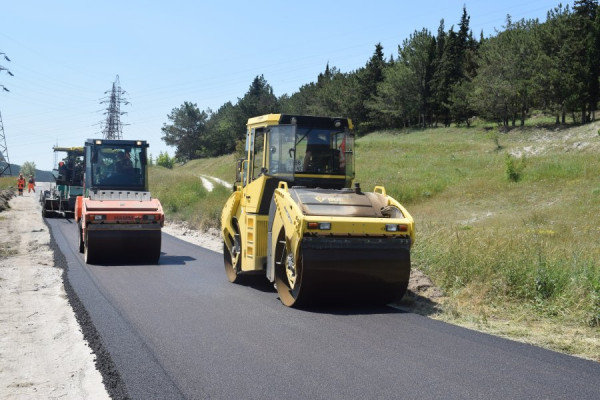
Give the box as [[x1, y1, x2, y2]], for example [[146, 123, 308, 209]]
[[0, 51, 13, 177], [0, 110, 11, 177], [100, 75, 129, 140]]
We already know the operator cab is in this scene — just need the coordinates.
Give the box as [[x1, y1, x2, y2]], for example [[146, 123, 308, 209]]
[[84, 139, 149, 192], [239, 114, 355, 191], [237, 114, 355, 215], [53, 147, 84, 187]]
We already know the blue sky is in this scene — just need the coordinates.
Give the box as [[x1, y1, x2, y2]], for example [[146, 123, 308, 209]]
[[1, 0, 561, 171]]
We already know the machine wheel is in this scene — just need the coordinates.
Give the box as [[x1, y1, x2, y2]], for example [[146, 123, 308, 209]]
[[224, 233, 241, 283], [84, 232, 98, 264], [78, 222, 84, 253], [274, 230, 305, 307], [145, 234, 161, 264]]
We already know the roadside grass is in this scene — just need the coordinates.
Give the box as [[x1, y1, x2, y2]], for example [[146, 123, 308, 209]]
[[0, 176, 15, 190], [177, 153, 236, 183], [355, 127, 496, 204], [149, 162, 232, 231], [151, 121, 600, 360], [0, 176, 15, 256], [394, 122, 600, 360]]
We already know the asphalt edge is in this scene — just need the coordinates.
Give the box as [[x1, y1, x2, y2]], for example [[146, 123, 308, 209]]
[[46, 218, 130, 400]]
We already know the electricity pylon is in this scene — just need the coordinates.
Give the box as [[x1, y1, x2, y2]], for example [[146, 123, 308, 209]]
[[100, 75, 129, 140], [0, 51, 13, 177], [0, 110, 11, 176]]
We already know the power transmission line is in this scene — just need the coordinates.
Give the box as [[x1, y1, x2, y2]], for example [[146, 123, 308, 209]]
[[99, 75, 129, 140], [0, 51, 13, 177]]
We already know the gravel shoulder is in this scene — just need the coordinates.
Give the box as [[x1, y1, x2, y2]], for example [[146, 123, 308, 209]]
[[0, 188, 109, 399]]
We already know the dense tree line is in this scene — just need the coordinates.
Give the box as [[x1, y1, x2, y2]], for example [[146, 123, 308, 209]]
[[162, 1, 600, 162]]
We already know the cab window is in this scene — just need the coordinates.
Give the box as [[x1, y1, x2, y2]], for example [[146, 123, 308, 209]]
[[252, 128, 265, 181]]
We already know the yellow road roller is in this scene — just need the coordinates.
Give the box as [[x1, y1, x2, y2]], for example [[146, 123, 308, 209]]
[[221, 114, 414, 307]]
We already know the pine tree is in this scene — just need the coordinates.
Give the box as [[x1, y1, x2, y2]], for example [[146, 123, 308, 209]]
[[161, 102, 208, 161], [431, 27, 459, 126], [234, 75, 279, 141], [539, 4, 576, 123], [430, 19, 448, 126], [573, 0, 599, 121], [356, 43, 387, 130], [398, 28, 436, 127]]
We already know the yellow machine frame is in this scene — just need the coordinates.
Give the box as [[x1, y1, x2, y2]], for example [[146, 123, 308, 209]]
[[221, 114, 415, 306]]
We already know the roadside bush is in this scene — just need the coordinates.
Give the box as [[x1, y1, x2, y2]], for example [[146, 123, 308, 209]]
[[505, 153, 526, 182], [156, 151, 175, 169]]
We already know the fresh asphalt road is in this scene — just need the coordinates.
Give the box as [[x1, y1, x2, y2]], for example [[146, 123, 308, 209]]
[[47, 218, 600, 400]]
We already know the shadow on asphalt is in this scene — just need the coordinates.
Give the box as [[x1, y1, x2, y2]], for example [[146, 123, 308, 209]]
[[88, 254, 196, 266], [290, 290, 445, 317], [233, 275, 277, 293], [228, 276, 444, 317], [392, 291, 445, 317], [158, 255, 197, 265], [297, 304, 406, 315]]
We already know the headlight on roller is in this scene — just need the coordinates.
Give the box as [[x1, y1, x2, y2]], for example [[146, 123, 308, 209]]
[[308, 222, 331, 230], [385, 224, 408, 232]]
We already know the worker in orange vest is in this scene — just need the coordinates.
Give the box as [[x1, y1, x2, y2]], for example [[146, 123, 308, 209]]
[[28, 175, 35, 193], [16, 173, 25, 196]]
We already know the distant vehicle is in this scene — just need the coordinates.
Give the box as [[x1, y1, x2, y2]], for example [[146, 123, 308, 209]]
[[40, 146, 84, 218], [75, 139, 164, 264]]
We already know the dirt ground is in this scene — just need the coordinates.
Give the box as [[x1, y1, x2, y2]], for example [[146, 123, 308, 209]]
[[0, 187, 109, 399]]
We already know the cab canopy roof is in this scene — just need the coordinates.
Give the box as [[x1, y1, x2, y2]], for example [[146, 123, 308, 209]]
[[84, 139, 149, 147], [246, 114, 353, 130], [53, 146, 84, 156]]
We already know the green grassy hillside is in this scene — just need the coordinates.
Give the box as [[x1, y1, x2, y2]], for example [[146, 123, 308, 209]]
[[150, 122, 600, 360], [357, 124, 600, 360]]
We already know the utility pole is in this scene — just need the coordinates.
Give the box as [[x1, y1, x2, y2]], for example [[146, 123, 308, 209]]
[[0, 51, 13, 177], [100, 75, 129, 140]]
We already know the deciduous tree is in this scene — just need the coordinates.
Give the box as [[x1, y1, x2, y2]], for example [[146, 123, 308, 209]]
[[161, 102, 208, 161], [20, 161, 36, 178]]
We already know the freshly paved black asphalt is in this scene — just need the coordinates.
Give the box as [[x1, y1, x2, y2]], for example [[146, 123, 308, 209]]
[[47, 218, 600, 400]]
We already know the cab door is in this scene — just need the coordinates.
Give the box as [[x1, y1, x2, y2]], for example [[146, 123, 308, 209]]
[[241, 127, 267, 214]]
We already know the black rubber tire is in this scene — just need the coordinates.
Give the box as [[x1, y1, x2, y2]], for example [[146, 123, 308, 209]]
[[224, 239, 241, 283], [274, 230, 305, 307], [78, 222, 84, 253], [84, 232, 97, 264], [146, 234, 161, 264]]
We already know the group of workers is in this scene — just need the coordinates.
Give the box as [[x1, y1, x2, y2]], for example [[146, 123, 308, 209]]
[[16, 173, 35, 196]]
